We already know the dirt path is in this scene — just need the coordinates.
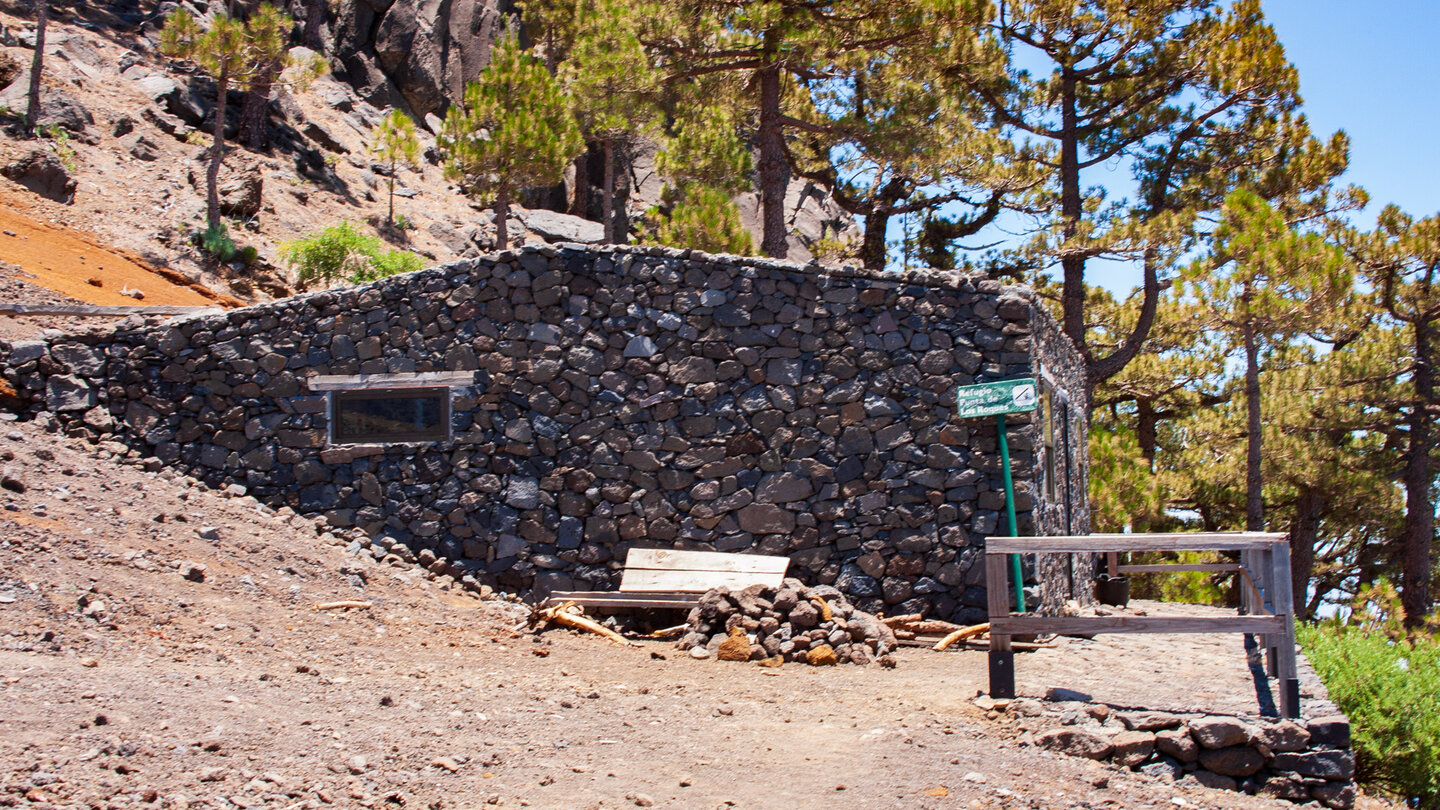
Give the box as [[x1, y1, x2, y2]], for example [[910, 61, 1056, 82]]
[[0, 417, 1386, 810]]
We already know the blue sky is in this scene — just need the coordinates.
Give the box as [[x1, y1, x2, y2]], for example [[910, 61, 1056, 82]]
[[1263, 0, 1440, 224], [888, 2, 1440, 290]]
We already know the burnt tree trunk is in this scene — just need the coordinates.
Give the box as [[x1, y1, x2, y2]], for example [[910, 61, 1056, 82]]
[[1402, 316, 1435, 627], [568, 149, 591, 218], [1058, 71, 1086, 371], [1242, 318, 1264, 532], [1290, 485, 1322, 618], [756, 31, 787, 259], [493, 185, 510, 251], [601, 138, 616, 244], [205, 71, 231, 231], [303, 0, 326, 51], [23, 0, 47, 137], [238, 63, 278, 150]]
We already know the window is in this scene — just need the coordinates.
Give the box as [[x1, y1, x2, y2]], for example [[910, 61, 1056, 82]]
[[330, 387, 450, 444]]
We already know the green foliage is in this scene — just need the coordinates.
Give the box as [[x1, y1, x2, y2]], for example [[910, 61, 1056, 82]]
[[283, 222, 381, 285], [655, 102, 752, 197], [1088, 420, 1168, 534], [160, 3, 298, 230], [283, 222, 424, 286], [392, 214, 414, 231], [372, 109, 421, 227], [236, 245, 260, 267], [39, 124, 76, 172], [353, 248, 425, 283], [646, 184, 753, 255], [1300, 594, 1440, 806], [198, 222, 237, 262], [439, 32, 582, 249]]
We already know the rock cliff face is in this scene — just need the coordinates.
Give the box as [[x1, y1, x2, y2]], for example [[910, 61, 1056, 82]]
[[333, 0, 513, 122]]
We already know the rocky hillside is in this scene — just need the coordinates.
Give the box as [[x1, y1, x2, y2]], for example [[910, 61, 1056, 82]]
[[0, 0, 858, 314]]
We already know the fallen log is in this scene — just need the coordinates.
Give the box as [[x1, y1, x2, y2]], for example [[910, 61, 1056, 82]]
[[881, 613, 924, 627], [933, 623, 990, 651], [900, 619, 966, 635], [314, 600, 373, 611], [532, 602, 630, 645]]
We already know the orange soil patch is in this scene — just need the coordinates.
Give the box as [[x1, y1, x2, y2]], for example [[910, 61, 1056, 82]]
[[0, 199, 242, 308]]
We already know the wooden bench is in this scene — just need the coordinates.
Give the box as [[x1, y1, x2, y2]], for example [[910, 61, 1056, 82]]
[[544, 548, 790, 610]]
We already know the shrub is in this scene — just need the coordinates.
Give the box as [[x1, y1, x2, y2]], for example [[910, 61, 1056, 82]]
[[647, 184, 753, 255], [283, 221, 424, 286], [198, 222, 237, 262], [352, 249, 424, 283], [282, 221, 382, 285], [1299, 586, 1440, 806]]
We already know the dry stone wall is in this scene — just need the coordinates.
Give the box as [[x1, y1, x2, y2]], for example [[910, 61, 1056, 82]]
[[1, 244, 1088, 622]]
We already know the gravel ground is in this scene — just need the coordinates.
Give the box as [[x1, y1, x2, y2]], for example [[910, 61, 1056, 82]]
[[0, 416, 1397, 810]]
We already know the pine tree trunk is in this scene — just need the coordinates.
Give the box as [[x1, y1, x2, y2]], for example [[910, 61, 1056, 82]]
[[494, 185, 509, 251], [601, 138, 615, 244], [860, 209, 890, 271], [1136, 398, 1158, 464], [238, 66, 276, 150], [386, 157, 396, 228], [23, 0, 47, 137], [757, 32, 787, 259], [1242, 319, 1264, 532], [568, 149, 590, 218], [1401, 317, 1435, 627], [206, 72, 230, 232], [304, 0, 326, 51], [1290, 485, 1321, 619], [1058, 71, 1086, 370]]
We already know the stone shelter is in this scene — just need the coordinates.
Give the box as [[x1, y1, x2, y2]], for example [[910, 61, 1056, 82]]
[[1, 243, 1091, 622]]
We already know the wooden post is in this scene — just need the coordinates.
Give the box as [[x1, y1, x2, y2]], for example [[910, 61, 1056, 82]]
[[1269, 542, 1301, 718], [1261, 545, 1279, 677], [1106, 552, 1119, 578], [986, 552, 1014, 699]]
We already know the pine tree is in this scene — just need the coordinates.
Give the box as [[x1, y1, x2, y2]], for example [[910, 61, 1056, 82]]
[[1183, 191, 1352, 531], [785, 5, 1029, 271], [372, 109, 420, 229], [161, 4, 299, 231], [648, 183, 754, 255], [558, 0, 662, 244], [651, 0, 976, 259], [1346, 206, 1440, 627], [962, 0, 1349, 394], [438, 33, 583, 251], [23, 0, 47, 138]]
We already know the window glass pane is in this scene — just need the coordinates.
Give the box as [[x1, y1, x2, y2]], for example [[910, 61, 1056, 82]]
[[332, 388, 449, 443]]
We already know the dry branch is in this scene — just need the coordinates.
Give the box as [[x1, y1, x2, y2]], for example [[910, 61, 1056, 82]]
[[532, 602, 630, 645], [881, 613, 924, 627], [314, 600, 373, 611], [933, 623, 990, 651]]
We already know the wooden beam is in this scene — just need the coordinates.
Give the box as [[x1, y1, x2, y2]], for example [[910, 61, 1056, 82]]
[[308, 371, 479, 391], [1117, 564, 1242, 574], [0, 304, 222, 317], [623, 548, 789, 575], [986, 532, 1288, 554], [991, 615, 1286, 636], [542, 591, 700, 610], [618, 567, 786, 593]]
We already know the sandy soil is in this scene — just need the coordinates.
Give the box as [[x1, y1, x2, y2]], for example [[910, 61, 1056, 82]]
[[0, 414, 1400, 810], [0, 194, 238, 308]]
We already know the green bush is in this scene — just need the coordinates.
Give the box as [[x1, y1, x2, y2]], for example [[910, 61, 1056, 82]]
[[198, 222, 237, 262], [1299, 613, 1440, 806], [283, 221, 424, 286], [352, 249, 424, 283]]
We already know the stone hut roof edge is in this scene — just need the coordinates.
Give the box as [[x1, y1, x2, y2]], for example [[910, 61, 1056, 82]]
[[175, 242, 1047, 329]]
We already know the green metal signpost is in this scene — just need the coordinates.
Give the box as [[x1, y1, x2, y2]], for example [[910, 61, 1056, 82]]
[[955, 378, 1039, 613]]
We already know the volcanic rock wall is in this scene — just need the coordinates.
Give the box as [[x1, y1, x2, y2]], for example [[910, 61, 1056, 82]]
[[1, 244, 1088, 622]]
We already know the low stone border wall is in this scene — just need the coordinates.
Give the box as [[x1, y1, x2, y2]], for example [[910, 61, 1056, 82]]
[[979, 677, 1355, 808]]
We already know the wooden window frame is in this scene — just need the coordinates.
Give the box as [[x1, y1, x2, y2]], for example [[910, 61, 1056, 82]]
[[328, 386, 452, 445]]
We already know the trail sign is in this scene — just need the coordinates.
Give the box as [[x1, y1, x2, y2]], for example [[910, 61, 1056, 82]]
[[955, 378, 1039, 419]]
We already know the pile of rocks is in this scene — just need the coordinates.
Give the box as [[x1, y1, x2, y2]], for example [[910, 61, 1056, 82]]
[[981, 694, 1356, 809], [678, 579, 897, 666]]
